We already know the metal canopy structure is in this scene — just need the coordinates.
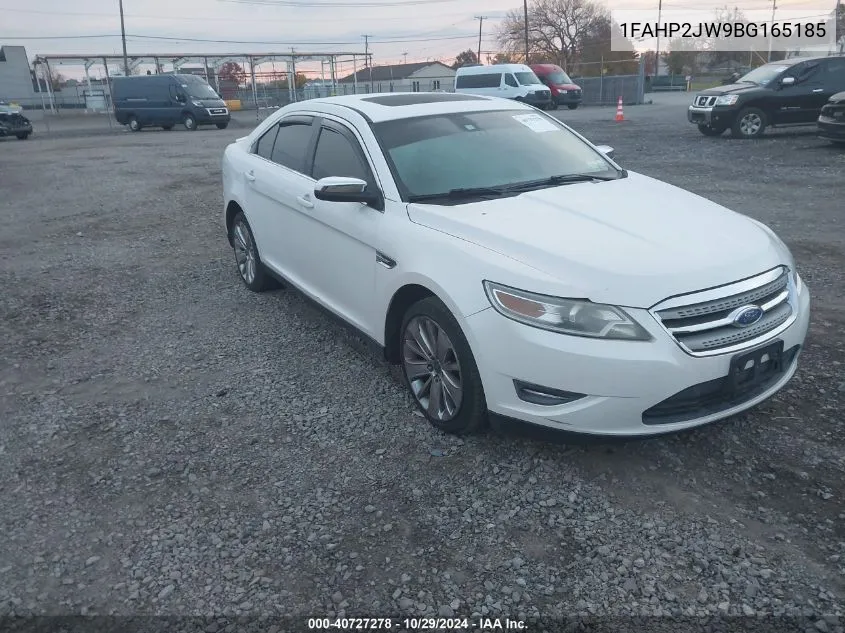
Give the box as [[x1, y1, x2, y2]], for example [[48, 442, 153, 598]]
[[32, 50, 371, 113]]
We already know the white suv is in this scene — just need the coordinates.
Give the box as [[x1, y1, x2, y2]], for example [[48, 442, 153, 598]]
[[221, 92, 810, 437]]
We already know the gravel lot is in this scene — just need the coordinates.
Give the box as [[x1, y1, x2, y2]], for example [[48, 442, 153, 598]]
[[1, 97, 844, 632]]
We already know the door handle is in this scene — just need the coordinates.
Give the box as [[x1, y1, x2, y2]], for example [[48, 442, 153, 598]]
[[812, 88, 824, 93], [245, 170, 256, 182], [296, 194, 314, 209]]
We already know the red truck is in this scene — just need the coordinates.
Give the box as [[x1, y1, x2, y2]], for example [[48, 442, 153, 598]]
[[530, 64, 583, 110]]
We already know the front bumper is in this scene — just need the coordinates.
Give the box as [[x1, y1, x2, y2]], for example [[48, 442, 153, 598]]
[[463, 279, 810, 436], [817, 117, 845, 142], [523, 92, 552, 107], [688, 105, 736, 129], [0, 124, 32, 137], [554, 91, 582, 105]]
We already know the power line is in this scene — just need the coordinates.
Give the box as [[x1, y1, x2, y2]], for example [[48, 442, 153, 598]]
[[219, 0, 459, 6], [0, 32, 483, 45]]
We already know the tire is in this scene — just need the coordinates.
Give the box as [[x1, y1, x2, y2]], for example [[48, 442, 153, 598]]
[[731, 107, 767, 139], [567, 103, 579, 110], [16, 132, 30, 140], [216, 122, 229, 130], [128, 116, 141, 132], [162, 125, 174, 130], [229, 212, 275, 292], [183, 114, 197, 131], [400, 297, 487, 435], [698, 124, 726, 137]]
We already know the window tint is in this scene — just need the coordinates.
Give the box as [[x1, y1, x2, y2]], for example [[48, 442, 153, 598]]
[[505, 74, 518, 87], [824, 59, 845, 90], [253, 125, 278, 160], [270, 123, 313, 172], [796, 62, 821, 83], [312, 128, 369, 182], [456, 73, 501, 89]]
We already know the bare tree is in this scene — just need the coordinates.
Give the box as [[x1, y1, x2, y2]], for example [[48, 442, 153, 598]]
[[497, 0, 609, 68]]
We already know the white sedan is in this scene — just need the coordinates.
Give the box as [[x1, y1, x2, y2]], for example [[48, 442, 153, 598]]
[[221, 92, 810, 436]]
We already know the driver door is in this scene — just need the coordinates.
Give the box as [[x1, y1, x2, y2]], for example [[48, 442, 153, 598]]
[[291, 118, 382, 337]]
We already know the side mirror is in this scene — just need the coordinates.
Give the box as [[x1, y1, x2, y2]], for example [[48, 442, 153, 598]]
[[596, 145, 615, 159], [780, 76, 796, 87], [313, 176, 383, 210]]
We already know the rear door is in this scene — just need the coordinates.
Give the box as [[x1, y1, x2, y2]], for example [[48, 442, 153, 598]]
[[240, 115, 318, 279], [778, 61, 827, 124], [820, 57, 845, 103]]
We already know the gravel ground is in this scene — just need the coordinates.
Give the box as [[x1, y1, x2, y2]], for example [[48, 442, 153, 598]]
[[1, 99, 843, 632]]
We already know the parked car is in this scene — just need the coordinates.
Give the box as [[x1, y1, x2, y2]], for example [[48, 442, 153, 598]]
[[0, 102, 32, 140], [817, 90, 845, 145], [688, 55, 845, 138], [111, 74, 231, 132], [222, 92, 810, 437], [531, 63, 582, 110], [454, 64, 553, 109]]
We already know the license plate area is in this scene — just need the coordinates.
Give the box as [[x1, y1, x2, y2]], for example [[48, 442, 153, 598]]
[[728, 340, 784, 395]]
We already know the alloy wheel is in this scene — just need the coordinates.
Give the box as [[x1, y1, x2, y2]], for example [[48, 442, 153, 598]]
[[233, 219, 256, 284], [739, 113, 762, 136], [402, 315, 463, 422]]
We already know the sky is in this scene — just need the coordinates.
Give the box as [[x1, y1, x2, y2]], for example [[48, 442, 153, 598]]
[[1, 0, 837, 79]]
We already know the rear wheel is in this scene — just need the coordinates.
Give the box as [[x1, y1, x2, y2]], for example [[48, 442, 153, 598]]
[[128, 116, 141, 132], [567, 103, 579, 110], [183, 114, 197, 131], [698, 124, 726, 137], [230, 212, 276, 292], [731, 107, 767, 139], [400, 297, 487, 435]]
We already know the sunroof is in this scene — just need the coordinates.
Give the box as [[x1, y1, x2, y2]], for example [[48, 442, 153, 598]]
[[360, 93, 488, 106]]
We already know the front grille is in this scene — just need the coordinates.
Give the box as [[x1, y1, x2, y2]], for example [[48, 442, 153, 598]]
[[653, 267, 795, 355], [642, 344, 800, 424], [695, 96, 717, 107]]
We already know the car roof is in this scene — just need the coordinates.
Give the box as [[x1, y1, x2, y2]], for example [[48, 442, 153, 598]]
[[455, 63, 533, 74], [767, 54, 842, 66], [290, 92, 535, 123]]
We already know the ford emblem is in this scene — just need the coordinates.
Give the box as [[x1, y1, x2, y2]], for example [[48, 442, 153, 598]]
[[730, 305, 764, 328]]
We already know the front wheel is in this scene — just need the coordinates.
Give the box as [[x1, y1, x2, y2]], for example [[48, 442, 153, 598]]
[[16, 132, 30, 140], [698, 124, 726, 137], [400, 297, 487, 435], [128, 116, 141, 132], [183, 114, 197, 131], [216, 122, 229, 129], [731, 107, 767, 139], [567, 103, 579, 110]]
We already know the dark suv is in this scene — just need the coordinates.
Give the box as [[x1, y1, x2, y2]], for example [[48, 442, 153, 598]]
[[688, 55, 845, 139]]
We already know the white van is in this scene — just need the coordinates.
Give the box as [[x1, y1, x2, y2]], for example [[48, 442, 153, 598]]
[[454, 64, 553, 109]]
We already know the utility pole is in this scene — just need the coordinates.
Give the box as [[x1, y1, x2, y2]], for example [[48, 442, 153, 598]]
[[363, 35, 373, 89], [402, 52, 408, 64], [767, 0, 777, 61], [654, 0, 663, 78], [475, 16, 486, 63], [523, 0, 529, 64], [837, 0, 843, 53], [118, 0, 129, 76]]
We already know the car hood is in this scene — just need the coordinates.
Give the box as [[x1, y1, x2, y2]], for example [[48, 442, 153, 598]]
[[406, 171, 788, 308], [553, 83, 581, 90], [698, 83, 763, 96], [194, 99, 227, 107]]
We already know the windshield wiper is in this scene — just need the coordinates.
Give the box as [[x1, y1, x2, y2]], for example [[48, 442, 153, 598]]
[[407, 186, 505, 203], [503, 173, 619, 192]]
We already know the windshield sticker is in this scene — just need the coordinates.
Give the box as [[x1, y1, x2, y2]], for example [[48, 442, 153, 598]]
[[512, 113, 559, 133]]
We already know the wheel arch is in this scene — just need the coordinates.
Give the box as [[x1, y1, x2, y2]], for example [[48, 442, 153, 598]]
[[225, 200, 244, 246], [383, 283, 438, 363]]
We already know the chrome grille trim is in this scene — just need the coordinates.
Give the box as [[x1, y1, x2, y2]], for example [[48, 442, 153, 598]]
[[695, 96, 717, 107], [651, 266, 798, 357]]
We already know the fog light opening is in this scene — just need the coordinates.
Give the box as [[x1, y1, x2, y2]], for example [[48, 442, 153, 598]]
[[513, 380, 587, 406]]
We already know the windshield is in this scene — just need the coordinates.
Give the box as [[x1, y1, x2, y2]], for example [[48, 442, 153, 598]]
[[373, 109, 620, 202], [515, 71, 542, 85], [547, 70, 573, 85], [185, 80, 220, 100], [736, 64, 788, 85]]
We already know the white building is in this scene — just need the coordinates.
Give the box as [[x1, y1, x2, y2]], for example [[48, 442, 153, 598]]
[[337, 61, 456, 94], [0, 45, 36, 107]]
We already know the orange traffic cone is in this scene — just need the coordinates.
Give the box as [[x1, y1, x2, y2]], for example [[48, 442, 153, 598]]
[[615, 96, 625, 122]]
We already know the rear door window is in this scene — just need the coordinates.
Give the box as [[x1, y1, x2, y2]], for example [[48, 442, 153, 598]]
[[823, 58, 845, 91], [253, 125, 279, 160], [269, 122, 315, 174]]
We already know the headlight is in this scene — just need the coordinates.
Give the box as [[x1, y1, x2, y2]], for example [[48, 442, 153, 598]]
[[483, 281, 651, 340], [192, 100, 203, 107], [792, 268, 803, 293], [560, 89, 568, 94], [715, 95, 739, 106]]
